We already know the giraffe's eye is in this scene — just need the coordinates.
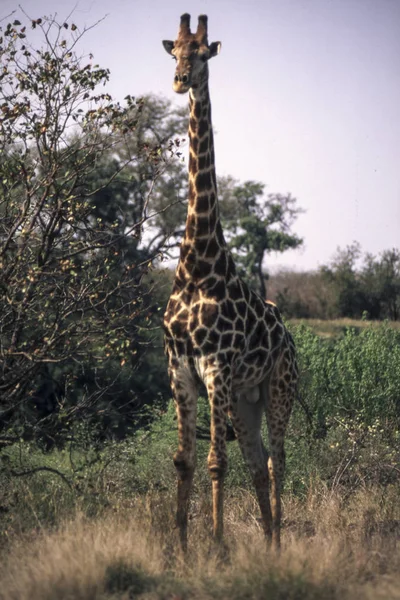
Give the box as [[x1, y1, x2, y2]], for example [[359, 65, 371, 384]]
[[172, 55, 177, 61]]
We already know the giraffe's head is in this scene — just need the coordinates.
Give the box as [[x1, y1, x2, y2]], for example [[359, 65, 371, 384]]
[[163, 14, 221, 94]]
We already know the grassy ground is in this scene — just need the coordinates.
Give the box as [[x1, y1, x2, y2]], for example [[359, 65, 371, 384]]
[[289, 318, 400, 337], [0, 485, 399, 600]]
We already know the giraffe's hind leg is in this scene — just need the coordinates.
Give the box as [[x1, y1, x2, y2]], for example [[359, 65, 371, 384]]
[[264, 351, 296, 549], [229, 389, 273, 542]]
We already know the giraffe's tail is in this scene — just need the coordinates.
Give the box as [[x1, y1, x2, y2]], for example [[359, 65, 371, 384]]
[[196, 420, 236, 442], [296, 391, 313, 428]]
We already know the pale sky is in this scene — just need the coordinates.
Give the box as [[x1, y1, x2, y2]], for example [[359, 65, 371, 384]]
[[1, 0, 399, 271]]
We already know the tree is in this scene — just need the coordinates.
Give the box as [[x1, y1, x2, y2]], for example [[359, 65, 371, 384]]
[[320, 242, 364, 318], [361, 249, 400, 320], [268, 270, 337, 319], [218, 178, 303, 297], [320, 243, 400, 321], [0, 15, 178, 442], [88, 95, 189, 259]]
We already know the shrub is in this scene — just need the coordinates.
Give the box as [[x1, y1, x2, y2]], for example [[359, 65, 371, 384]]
[[287, 322, 400, 494]]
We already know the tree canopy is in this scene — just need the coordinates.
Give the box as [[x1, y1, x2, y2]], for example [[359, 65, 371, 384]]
[[218, 177, 303, 297], [0, 16, 177, 442]]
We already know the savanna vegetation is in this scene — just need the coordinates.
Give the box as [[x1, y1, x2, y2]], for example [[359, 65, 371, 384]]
[[269, 243, 400, 321], [0, 13, 399, 600]]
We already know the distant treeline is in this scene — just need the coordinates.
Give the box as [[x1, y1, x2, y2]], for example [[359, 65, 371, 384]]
[[268, 243, 400, 321]]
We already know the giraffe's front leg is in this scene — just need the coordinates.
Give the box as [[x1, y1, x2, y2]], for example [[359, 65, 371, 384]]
[[169, 364, 198, 552], [206, 371, 230, 543]]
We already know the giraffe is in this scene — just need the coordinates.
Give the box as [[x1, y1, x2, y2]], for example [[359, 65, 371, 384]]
[[162, 13, 298, 551]]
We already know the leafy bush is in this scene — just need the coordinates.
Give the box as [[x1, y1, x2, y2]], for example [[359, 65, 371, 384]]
[[294, 321, 400, 424], [286, 322, 400, 494]]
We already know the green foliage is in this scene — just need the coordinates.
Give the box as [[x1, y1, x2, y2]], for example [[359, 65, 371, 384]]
[[286, 322, 400, 494], [85, 94, 188, 259], [321, 243, 400, 320], [321, 242, 364, 318], [361, 248, 400, 320], [294, 321, 400, 423], [0, 15, 176, 442], [218, 177, 303, 296]]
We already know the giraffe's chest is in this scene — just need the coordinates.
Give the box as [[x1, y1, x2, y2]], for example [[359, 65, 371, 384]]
[[164, 288, 284, 386]]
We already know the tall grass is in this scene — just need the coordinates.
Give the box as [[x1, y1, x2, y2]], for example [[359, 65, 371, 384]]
[[0, 485, 399, 600]]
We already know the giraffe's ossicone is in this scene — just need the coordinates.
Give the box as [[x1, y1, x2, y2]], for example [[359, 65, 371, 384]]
[[162, 13, 298, 551]]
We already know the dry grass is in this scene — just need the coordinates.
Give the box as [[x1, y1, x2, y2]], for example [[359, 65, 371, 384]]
[[1, 487, 399, 600], [289, 318, 400, 338]]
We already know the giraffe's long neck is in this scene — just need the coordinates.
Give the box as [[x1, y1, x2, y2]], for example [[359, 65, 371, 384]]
[[175, 77, 235, 287]]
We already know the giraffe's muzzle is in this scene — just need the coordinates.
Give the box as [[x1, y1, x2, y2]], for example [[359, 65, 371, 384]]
[[173, 73, 191, 93]]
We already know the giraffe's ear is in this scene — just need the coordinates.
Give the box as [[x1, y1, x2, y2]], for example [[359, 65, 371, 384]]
[[209, 41, 221, 58], [162, 40, 175, 55]]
